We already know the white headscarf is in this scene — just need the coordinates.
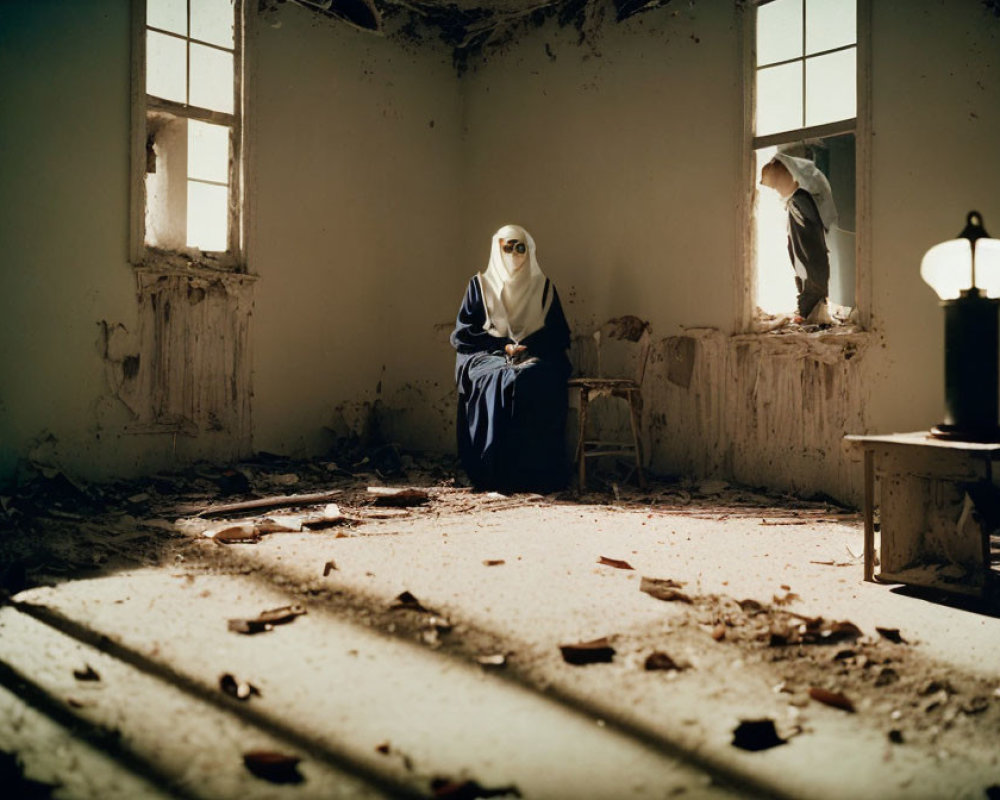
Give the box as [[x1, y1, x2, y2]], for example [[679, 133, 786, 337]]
[[772, 152, 838, 232], [478, 224, 552, 343]]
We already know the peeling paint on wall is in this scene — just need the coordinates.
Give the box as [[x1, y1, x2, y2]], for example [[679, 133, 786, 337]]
[[645, 329, 871, 503], [100, 269, 256, 458]]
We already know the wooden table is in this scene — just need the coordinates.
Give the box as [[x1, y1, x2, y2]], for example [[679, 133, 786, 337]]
[[844, 432, 1000, 593]]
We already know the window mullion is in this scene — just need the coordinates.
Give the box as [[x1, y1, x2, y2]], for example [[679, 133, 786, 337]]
[[189, 177, 228, 189], [146, 97, 234, 126], [801, 0, 807, 129], [753, 117, 857, 150], [229, 0, 244, 260], [185, 0, 191, 106]]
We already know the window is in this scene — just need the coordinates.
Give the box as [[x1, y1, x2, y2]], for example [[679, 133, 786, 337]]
[[132, 0, 244, 268], [747, 0, 866, 327]]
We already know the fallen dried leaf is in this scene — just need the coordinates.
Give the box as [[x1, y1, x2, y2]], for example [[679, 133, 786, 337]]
[[738, 598, 765, 614], [430, 777, 522, 799], [772, 591, 800, 606], [242, 750, 303, 784], [73, 665, 100, 682], [228, 618, 272, 635], [390, 591, 433, 613], [809, 687, 855, 712], [367, 487, 430, 507], [768, 616, 863, 647], [711, 623, 727, 641], [559, 637, 616, 665], [228, 604, 306, 634], [644, 652, 686, 671], [208, 524, 261, 544], [323, 561, 337, 576], [876, 626, 907, 644], [375, 742, 391, 755], [598, 556, 634, 570], [257, 604, 307, 624], [640, 577, 692, 603], [731, 719, 786, 751], [825, 620, 863, 642], [220, 673, 261, 700], [483, 559, 506, 567]]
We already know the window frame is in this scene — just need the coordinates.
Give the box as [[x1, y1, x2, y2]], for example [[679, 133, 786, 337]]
[[129, 0, 248, 271], [737, 0, 872, 332]]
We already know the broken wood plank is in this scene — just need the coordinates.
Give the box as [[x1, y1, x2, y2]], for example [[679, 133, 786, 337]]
[[180, 490, 344, 517]]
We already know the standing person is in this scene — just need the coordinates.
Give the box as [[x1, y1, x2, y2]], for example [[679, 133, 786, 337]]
[[450, 224, 571, 492], [760, 153, 838, 324]]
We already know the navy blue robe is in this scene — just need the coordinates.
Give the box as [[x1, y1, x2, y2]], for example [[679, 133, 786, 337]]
[[450, 276, 571, 492]]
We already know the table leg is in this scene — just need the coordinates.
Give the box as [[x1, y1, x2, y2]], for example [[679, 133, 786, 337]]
[[577, 391, 589, 492], [863, 448, 875, 582]]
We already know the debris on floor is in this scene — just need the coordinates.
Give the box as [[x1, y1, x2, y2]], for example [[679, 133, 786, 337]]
[[731, 718, 787, 752], [242, 749, 303, 784], [559, 637, 616, 665], [219, 673, 261, 701], [2, 448, 998, 799], [597, 556, 634, 570], [227, 604, 307, 635]]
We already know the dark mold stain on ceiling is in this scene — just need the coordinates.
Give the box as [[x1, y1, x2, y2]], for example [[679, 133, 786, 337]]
[[266, 0, 678, 74]]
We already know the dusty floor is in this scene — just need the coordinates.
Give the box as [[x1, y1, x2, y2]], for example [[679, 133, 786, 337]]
[[1, 451, 999, 800]]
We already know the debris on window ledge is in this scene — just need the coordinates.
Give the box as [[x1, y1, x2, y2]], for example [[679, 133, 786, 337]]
[[138, 247, 248, 275], [749, 303, 864, 337], [136, 248, 255, 280]]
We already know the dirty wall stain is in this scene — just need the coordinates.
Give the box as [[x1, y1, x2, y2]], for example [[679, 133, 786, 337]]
[[100, 269, 256, 456]]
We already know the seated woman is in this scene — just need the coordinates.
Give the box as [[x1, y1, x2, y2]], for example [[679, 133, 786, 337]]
[[450, 224, 571, 492]]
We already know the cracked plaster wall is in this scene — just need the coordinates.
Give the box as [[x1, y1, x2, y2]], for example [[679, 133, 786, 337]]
[[2, 0, 999, 504], [455, 0, 1000, 504], [249, 4, 465, 458]]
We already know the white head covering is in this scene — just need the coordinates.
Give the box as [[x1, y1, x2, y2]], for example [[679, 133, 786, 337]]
[[772, 152, 838, 231], [478, 224, 552, 343]]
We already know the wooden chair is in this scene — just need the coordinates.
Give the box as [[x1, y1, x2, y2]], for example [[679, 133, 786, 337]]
[[569, 316, 651, 490]]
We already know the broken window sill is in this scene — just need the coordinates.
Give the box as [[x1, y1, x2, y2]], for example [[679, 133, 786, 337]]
[[136, 247, 255, 278], [731, 325, 872, 361], [134, 262, 259, 284]]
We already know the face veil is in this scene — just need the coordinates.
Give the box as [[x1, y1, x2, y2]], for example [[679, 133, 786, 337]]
[[478, 224, 552, 343]]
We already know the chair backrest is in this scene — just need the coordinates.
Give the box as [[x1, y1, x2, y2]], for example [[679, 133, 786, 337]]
[[590, 315, 652, 384]]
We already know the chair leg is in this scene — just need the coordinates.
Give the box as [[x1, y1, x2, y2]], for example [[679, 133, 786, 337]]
[[627, 391, 646, 489], [577, 390, 589, 492]]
